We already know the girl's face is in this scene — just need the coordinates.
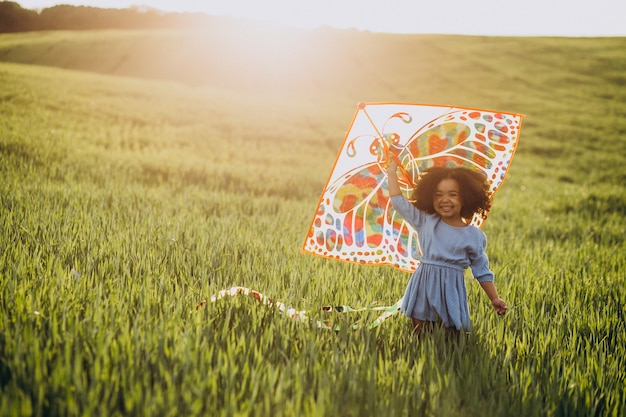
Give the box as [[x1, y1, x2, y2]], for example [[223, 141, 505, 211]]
[[433, 178, 463, 223]]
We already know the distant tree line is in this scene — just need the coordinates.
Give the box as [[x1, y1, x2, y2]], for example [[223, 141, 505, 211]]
[[0, 1, 212, 32]]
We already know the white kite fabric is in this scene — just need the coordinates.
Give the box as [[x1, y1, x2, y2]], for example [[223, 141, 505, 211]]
[[302, 102, 524, 273]]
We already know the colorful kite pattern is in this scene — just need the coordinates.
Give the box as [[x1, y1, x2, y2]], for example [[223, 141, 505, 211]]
[[302, 103, 524, 273]]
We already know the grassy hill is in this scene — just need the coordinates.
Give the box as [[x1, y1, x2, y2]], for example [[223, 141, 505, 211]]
[[2, 26, 625, 184], [1, 24, 625, 417]]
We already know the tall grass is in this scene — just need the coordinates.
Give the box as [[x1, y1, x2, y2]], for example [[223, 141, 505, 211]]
[[1, 28, 625, 416]]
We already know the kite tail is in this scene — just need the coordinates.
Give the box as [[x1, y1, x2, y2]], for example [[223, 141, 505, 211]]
[[196, 286, 401, 331]]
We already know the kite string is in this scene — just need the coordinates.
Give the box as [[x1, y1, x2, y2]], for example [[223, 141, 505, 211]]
[[196, 286, 402, 331], [360, 104, 414, 188]]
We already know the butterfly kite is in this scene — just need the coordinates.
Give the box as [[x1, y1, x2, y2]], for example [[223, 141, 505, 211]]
[[199, 103, 523, 331], [302, 102, 524, 273]]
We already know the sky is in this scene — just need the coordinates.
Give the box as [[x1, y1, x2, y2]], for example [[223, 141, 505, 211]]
[[16, 0, 626, 37]]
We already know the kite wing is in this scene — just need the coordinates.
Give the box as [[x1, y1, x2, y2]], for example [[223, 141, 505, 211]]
[[302, 102, 524, 273]]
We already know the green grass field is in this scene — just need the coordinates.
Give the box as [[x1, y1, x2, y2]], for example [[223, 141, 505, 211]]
[[1, 25, 625, 416]]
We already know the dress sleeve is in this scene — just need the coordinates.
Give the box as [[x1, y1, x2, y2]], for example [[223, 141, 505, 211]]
[[469, 230, 494, 282], [390, 195, 427, 229]]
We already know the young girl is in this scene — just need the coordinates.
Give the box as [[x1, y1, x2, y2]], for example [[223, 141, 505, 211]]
[[387, 159, 507, 335]]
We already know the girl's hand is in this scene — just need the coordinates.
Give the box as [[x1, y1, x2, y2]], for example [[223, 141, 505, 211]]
[[386, 158, 402, 197], [491, 298, 508, 315]]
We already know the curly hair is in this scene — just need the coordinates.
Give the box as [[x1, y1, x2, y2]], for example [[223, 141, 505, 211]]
[[411, 166, 492, 221]]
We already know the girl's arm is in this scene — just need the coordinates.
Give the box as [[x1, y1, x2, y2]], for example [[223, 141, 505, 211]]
[[479, 281, 507, 315], [387, 159, 402, 197]]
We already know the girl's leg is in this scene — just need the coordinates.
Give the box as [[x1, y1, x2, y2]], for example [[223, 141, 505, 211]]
[[445, 326, 461, 342], [411, 318, 426, 336]]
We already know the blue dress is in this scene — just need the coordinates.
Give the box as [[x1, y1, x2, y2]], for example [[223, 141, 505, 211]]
[[391, 195, 494, 331]]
